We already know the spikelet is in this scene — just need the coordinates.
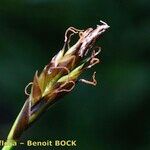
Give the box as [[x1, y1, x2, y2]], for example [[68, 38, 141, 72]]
[[3, 21, 109, 149]]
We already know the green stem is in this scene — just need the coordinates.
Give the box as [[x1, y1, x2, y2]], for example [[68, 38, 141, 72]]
[[2, 144, 14, 150], [1, 100, 29, 150], [1, 119, 18, 150], [2, 98, 57, 150]]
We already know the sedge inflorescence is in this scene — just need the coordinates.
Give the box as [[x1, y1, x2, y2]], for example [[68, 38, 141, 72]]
[[24, 21, 109, 114]]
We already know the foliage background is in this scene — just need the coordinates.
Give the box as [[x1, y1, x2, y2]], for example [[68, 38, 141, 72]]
[[0, 0, 149, 150]]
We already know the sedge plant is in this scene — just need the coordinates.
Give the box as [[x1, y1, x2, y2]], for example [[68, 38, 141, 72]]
[[2, 21, 109, 150]]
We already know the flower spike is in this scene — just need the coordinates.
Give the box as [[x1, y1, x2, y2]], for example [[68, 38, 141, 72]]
[[2, 20, 109, 150]]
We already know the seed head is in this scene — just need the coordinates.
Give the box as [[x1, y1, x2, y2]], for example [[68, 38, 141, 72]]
[[25, 21, 109, 114], [6, 21, 109, 141]]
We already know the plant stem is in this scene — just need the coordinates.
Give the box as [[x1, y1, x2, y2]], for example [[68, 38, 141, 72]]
[[2, 145, 14, 150], [1, 100, 29, 150], [1, 98, 51, 150]]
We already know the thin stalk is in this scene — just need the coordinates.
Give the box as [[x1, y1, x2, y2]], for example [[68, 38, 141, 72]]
[[2, 145, 14, 150], [2, 100, 29, 150], [1, 98, 55, 150]]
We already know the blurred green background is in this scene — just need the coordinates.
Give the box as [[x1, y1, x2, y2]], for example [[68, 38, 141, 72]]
[[0, 0, 150, 150]]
